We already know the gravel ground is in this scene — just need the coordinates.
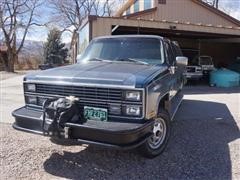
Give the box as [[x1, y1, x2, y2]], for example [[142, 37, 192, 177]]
[[0, 88, 239, 179]]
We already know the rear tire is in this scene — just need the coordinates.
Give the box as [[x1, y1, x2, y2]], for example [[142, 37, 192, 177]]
[[138, 109, 171, 158]]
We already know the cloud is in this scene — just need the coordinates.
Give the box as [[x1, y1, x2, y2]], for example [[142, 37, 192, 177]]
[[25, 26, 48, 42], [62, 31, 72, 43], [219, 0, 240, 20]]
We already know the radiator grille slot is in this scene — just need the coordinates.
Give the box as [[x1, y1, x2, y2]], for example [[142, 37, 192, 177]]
[[35, 84, 123, 102]]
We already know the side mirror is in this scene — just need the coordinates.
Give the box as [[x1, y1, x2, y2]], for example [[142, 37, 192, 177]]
[[169, 66, 176, 74], [176, 56, 188, 66]]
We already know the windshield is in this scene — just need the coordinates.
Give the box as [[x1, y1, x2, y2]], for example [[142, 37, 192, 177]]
[[79, 37, 164, 65]]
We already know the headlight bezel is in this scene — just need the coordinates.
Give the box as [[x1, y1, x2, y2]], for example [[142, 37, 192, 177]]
[[124, 90, 142, 101], [124, 105, 142, 117], [25, 83, 36, 92]]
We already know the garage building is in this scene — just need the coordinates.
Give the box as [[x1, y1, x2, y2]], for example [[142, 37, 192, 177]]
[[73, 0, 240, 68]]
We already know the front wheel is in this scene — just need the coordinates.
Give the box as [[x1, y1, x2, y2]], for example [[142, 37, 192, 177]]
[[139, 109, 171, 158]]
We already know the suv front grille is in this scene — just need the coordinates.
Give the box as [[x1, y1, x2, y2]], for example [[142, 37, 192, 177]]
[[35, 84, 123, 102]]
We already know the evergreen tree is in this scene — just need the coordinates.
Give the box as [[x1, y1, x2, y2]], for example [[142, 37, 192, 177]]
[[44, 28, 68, 65]]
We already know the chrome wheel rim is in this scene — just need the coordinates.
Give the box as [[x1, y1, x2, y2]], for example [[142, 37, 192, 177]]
[[148, 118, 167, 149]]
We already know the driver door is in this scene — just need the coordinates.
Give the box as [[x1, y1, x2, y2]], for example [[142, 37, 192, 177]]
[[164, 40, 179, 98]]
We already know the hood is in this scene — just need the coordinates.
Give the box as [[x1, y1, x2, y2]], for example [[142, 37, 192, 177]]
[[25, 62, 168, 88]]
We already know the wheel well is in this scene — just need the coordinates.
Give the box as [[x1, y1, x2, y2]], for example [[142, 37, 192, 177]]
[[158, 94, 169, 112]]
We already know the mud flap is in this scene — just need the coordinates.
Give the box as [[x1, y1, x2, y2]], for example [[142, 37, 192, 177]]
[[42, 97, 84, 138]]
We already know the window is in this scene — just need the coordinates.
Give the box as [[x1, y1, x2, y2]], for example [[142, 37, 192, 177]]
[[126, 8, 130, 15], [78, 23, 89, 54], [134, 0, 139, 13], [158, 0, 166, 4], [164, 41, 174, 65], [144, 0, 152, 10], [80, 38, 164, 65], [171, 42, 183, 58]]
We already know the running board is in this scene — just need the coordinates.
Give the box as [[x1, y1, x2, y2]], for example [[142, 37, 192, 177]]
[[166, 92, 183, 121]]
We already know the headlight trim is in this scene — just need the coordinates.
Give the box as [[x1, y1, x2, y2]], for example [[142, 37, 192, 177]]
[[125, 90, 142, 101], [26, 83, 36, 92], [124, 105, 142, 116]]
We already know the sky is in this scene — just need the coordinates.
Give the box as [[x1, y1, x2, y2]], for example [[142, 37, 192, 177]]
[[17, 0, 240, 43], [218, 0, 240, 20]]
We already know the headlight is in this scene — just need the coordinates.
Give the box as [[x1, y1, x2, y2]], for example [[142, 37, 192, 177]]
[[26, 84, 36, 92], [125, 91, 141, 101], [26, 96, 37, 105], [124, 105, 141, 116]]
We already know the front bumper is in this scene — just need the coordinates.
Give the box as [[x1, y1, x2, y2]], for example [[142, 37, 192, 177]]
[[12, 106, 154, 150]]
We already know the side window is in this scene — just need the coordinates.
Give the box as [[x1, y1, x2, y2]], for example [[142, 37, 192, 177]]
[[164, 41, 174, 65], [172, 43, 183, 57]]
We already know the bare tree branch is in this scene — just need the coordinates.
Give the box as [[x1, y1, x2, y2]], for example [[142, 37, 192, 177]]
[[0, 0, 43, 72]]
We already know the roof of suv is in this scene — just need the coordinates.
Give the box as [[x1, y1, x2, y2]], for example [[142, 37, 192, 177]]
[[93, 35, 165, 40]]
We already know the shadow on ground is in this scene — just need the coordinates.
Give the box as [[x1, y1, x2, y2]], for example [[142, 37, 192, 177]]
[[43, 99, 239, 179], [184, 85, 240, 95]]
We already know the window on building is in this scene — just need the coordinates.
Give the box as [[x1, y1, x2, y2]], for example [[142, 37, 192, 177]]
[[126, 7, 130, 15], [144, 0, 152, 10], [158, 0, 166, 4], [134, 0, 139, 13]]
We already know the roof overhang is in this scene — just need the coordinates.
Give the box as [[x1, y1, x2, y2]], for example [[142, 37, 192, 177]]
[[93, 17, 240, 37], [200, 38, 240, 43]]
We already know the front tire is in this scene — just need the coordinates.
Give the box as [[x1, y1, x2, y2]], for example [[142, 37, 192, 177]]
[[139, 109, 171, 158]]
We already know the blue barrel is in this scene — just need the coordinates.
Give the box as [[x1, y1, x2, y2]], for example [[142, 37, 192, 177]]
[[210, 69, 240, 87]]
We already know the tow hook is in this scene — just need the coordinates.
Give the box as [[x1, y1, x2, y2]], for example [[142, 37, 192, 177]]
[[64, 127, 69, 139]]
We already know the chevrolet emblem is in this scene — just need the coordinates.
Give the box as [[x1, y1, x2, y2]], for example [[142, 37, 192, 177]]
[[66, 96, 79, 103]]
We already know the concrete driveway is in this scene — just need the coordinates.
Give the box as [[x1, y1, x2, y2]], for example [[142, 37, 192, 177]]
[[0, 74, 239, 179], [0, 74, 25, 123], [0, 76, 240, 179]]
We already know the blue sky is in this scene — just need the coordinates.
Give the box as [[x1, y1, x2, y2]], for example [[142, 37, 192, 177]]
[[24, 0, 240, 43], [218, 0, 240, 20]]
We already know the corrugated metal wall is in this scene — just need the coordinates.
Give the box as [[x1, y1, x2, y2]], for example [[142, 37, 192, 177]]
[[128, 0, 239, 28]]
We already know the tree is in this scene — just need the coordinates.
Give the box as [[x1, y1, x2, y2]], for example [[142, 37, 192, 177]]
[[0, 0, 43, 72], [49, 0, 123, 61], [49, 0, 120, 32], [43, 28, 68, 65]]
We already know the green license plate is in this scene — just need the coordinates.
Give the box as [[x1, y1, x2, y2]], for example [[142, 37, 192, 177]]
[[84, 106, 108, 121]]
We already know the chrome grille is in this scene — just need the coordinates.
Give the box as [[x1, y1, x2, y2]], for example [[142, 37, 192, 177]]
[[35, 84, 123, 102]]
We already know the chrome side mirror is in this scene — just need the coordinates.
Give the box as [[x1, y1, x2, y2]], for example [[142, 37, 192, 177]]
[[176, 56, 188, 66], [169, 66, 176, 74]]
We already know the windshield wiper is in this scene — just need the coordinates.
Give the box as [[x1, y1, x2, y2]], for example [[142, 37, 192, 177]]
[[115, 58, 148, 65], [88, 58, 111, 62]]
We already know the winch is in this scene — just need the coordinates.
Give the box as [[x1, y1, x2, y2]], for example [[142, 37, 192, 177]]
[[42, 96, 84, 137]]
